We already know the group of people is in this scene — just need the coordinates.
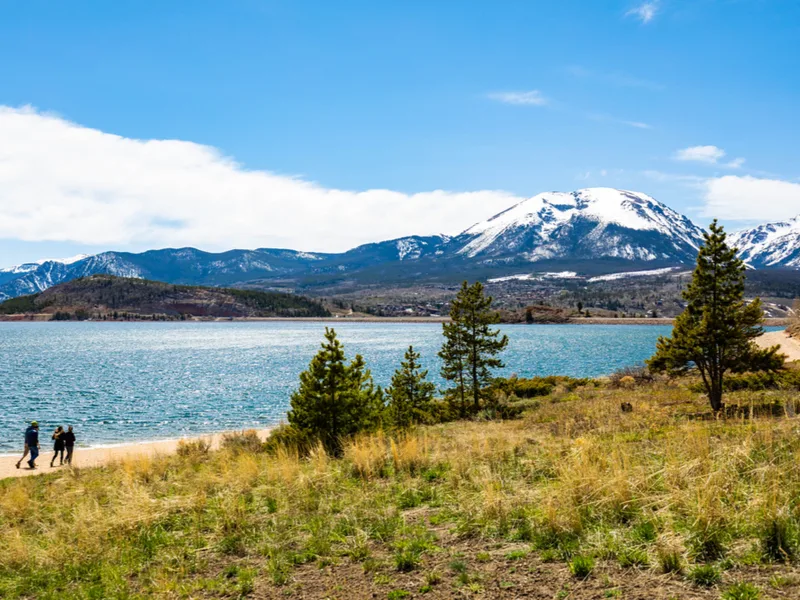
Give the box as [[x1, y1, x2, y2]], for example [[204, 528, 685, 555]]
[[15, 422, 76, 470]]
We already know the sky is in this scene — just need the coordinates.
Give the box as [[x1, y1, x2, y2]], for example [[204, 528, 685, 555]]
[[1, 0, 799, 267]]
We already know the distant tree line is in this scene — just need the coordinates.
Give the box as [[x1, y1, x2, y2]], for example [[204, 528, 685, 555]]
[[0, 274, 330, 319]]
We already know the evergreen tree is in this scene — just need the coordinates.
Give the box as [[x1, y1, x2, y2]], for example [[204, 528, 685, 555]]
[[386, 346, 436, 428], [288, 328, 383, 455], [648, 220, 783, 412], [439, 281, 509, 415]]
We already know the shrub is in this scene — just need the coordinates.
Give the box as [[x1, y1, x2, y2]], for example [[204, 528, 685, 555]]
[[687, 564, 721, 586], [609, 365, 653, 387], [263, 423, 316, 456], [618, 375, 636, 388], [176, 437, 211, 458], [221, 429, 263, 454], [568, 555, 594, 579]]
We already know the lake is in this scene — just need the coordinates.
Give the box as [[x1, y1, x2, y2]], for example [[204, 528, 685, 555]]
[[0, 321, 779, 452]]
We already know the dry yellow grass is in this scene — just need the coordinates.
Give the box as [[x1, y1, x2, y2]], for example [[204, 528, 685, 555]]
[[1, 381, 800, 598]]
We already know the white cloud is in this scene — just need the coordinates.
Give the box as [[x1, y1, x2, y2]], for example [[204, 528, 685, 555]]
[[726, 157, 746, 169], [487, 90, 548, 106], [674, 145, 745, 169], [626, 2, 659, 23], [675, 145, 726, 164], [0, 106, 524, 252], [702, 176, 800, 221]]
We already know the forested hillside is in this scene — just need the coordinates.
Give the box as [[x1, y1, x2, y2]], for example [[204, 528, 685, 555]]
[[0, 275, 330, 319]]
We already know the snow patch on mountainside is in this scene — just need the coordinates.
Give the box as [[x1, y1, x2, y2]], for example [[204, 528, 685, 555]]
[[587, 267, 682, 283], [488, 271, 579, 283]]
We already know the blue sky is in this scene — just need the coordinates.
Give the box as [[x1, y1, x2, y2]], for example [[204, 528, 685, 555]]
[[1, 0, 799, 266]]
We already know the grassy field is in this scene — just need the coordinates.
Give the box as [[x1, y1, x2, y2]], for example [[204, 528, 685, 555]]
[[2, 380, 800, 599]]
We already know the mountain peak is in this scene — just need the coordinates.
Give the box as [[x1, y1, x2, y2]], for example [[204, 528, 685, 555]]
[[458, 187, 704, 261]]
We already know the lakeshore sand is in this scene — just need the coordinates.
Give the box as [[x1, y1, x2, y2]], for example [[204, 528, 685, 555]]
[[0, 427, 275, 481], [756, 329, 800, 361]]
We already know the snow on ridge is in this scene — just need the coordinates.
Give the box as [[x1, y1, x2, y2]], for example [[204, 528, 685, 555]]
[[587, 267, 681, 283], [1, 254, 92, 273], [35, 253, 91, 266], [730, 216, 800, 267]]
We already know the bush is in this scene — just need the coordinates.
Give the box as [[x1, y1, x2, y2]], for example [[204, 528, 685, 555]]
[[690, 369, 800, 393], [176, 438, 211, 458], [492, 375, 595, 399], [263, 424, 316, 456], [609, 366, 653, 387], [221, 429, 263, 454]]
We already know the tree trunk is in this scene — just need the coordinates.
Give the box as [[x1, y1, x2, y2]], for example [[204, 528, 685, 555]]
[[709, 380, 723, 412]]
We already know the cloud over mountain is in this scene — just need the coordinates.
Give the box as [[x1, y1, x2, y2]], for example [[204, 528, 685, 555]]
[[0, 106, 521, 253]]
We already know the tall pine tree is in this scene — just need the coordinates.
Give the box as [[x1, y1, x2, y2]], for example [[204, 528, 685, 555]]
[[386, 346, 436, 428], [439, 281, 509, 415], [288, 328, 383, 455], [648, 220, 783, 412]]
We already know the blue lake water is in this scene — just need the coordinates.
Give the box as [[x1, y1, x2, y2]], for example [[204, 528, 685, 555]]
[[0, 322, 781, 452]]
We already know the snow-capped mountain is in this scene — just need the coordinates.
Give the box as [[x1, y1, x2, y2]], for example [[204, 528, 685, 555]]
[[730, 218, 800, 268], [455, 188, 705, 263], [0, 254, 91, 275], [3, 187, 773, 302]]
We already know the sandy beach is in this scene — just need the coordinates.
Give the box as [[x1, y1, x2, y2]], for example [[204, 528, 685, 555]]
[[756, 329, 800, 361], [0, 427, 275, 481]]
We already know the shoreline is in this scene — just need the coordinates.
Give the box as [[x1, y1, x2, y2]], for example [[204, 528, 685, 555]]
[[1, 315, 790, 326], [0, 427, 275, 481]]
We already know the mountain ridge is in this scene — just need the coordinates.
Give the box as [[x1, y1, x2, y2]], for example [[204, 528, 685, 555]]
[[2, 187, 798, 301]]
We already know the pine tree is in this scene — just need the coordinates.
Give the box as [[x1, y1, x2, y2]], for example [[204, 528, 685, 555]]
[[386, 346, 436, 428], [648, 220, 783, 412], [288, 328, 383, 455], [439, 281, 509, 415]]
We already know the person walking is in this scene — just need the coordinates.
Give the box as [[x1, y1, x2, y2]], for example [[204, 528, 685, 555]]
[[16, 422, 40, 469], [63, 426, 76, 465], [50, 426, 65, 467]]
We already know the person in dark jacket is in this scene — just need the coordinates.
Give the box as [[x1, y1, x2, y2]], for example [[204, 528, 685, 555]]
[[50, 426, 65, 467], [63, 426, 76, 465], [16, 421, 40, 469]]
